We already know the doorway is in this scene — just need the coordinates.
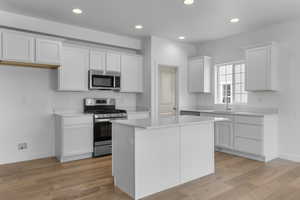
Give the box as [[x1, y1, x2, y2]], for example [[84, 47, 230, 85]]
[[158, 66, 178, 117]]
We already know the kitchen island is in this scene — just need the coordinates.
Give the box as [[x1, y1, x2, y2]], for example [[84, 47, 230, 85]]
[[112, 116, 217, 200]]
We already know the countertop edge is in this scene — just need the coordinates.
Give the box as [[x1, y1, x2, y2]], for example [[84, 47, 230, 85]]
[[180, 109, 278, 117], [112, 117, 218, 129]]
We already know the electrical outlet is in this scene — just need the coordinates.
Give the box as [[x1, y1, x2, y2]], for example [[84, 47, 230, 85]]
[[18, 143, 28, 150]]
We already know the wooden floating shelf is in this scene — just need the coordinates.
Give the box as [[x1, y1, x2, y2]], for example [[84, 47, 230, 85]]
[[0, 60, 60, 69]]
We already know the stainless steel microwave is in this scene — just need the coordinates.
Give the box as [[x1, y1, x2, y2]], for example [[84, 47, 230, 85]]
[[89, 70, 121, 90]]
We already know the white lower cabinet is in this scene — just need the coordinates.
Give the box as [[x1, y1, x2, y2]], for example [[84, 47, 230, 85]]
[[55, 114, 93, 162], [235, 137, 262, 156], [190, 111, 278, 162], [215, 121, 234, 149]]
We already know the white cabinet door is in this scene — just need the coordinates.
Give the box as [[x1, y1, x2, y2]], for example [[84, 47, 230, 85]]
[[62, 124, 93, 157], [59, 45, 89, 91], [188, 56, 211, 93], [246, 47, 269, 91], [121, 54, 143, 93], [106, 52, 121, 72], [36, 38, 61, 64], [245, 44, 278, 91], [2, 32, 34, 62], [90, 49, 106, 71], [180, 123, 214, 183], [215, 121, 234, 149]]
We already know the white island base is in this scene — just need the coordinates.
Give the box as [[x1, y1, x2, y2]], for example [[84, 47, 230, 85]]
[[112, 116, 215, 200]]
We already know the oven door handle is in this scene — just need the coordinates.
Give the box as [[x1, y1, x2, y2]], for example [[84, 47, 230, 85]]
[[95, 119, 111, 123]]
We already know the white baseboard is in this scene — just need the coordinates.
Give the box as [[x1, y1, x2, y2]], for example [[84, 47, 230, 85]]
[[215, 147, 265, 162], [59, 152, 93, 163], [0, 153, 54, 165], [279, 153, 300, 162]]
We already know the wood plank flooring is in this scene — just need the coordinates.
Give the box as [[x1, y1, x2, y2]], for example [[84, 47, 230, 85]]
[[0, 152, 300, 200]]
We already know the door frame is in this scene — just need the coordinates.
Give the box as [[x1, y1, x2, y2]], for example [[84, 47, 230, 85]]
[[157, 65, 179, 116]]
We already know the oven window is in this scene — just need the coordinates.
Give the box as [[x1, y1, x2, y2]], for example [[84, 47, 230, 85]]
[[94, 121, 112, 141], [92, 75, 114, 88]]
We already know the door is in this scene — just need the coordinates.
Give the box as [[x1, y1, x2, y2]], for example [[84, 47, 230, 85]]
[[159, 66, 177, 116], [121, 54, 143, 93], [106, 52, 121, 72], [36, 38, 61, 65], [59, 45, 89, 91], [245, 46, 269, 91], [2, 32, 34, 62], [215, 121, 233, 149], [188, 58, 204, 92], [90, 49, 106, 71]]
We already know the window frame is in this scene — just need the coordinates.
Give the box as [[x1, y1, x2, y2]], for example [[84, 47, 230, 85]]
[[214, 60, 247, 105]]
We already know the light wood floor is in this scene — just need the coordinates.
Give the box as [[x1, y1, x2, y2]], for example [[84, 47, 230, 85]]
[[1, 152, 300, 200]]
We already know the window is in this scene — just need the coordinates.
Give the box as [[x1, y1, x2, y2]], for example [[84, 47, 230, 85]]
[[215, 62, 247, 104]]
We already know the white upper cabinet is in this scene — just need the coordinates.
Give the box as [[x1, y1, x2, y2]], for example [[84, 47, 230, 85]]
[[245, 43, 278, 91], [58, 45, 89, 91], [188, 56, 211, 93], [106, 52, 121, 72], [121, 54, 143, 93], [90, 49, 106, 71], [2, 31, 34, 63], [35, 38, 61, 65]]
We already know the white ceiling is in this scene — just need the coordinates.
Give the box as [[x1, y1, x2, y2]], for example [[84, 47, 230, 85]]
[[0, 0, 300, 43]]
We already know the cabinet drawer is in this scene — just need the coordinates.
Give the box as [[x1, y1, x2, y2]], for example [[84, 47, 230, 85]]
[[236, 116, 263, 125], [235, 137, 262, 155], [214, 114, 234, 122], [235, 124, 263, 140], [63, 116, 93, 126]]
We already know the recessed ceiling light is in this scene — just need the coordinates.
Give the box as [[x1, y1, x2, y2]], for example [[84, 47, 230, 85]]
[[72, 8, 82, 14], [230, 18, 240, 23], [178, 36, 185, 40], [183, 0, 194, 5], [135, 25, 143, 29]]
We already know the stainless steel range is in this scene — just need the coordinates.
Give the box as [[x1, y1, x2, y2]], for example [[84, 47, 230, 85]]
[[84, 98, 127, 157]]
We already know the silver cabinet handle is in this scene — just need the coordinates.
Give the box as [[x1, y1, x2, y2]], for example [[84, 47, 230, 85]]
[[95, 119, 111, 123]]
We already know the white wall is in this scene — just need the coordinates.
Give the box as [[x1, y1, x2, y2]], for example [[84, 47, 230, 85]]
[[196, 19, 300, 161], [0, 66, 136, 164], [148, 36, 198, 116]]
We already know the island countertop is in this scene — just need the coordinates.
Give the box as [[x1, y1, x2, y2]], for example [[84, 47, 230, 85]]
[[112, 115, 226, 129]]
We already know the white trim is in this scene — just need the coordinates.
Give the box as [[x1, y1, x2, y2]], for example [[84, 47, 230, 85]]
[[279, 153, 300, 163], [0, 10, 141, 50]]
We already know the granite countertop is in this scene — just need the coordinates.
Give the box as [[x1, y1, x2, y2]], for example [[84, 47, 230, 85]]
[[112, 115, 226, 129], [180, 108, 278, 117]]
